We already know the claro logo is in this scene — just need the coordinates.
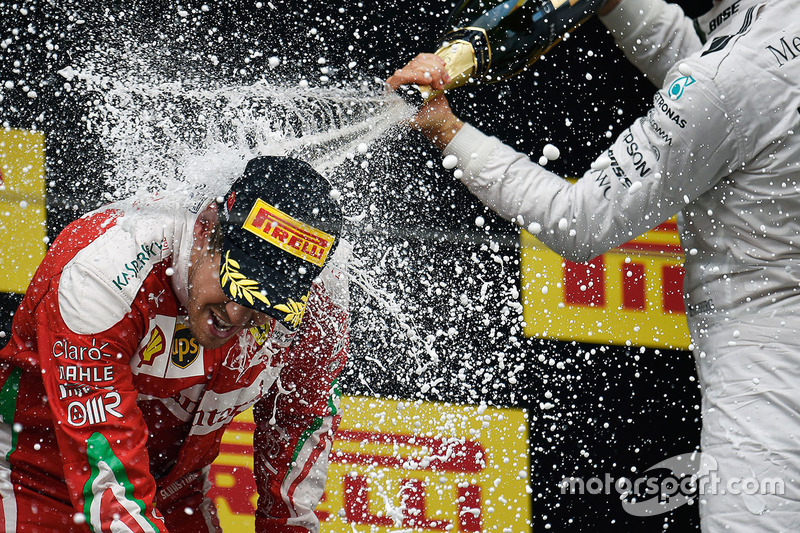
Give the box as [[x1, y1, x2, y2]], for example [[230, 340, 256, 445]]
[[52, 339, 113, 361]]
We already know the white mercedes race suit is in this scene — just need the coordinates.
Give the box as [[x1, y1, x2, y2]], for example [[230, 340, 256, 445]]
[[443, 0, 800, 529]]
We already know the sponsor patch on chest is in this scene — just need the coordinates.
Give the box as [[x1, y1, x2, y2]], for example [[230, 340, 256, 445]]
[[131, 315, 206, 378]]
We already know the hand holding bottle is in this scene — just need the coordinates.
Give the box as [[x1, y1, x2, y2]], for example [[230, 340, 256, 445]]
[[388, 0, 617, 149], [386, 54, 465, 149]]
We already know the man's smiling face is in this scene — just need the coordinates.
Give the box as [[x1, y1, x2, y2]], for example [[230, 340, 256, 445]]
[[185, 204, 268, 350]]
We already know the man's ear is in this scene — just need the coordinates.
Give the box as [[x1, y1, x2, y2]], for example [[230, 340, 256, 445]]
[[193, 201, 219, 251]]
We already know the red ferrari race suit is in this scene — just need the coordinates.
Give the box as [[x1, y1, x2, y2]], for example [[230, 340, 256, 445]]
[[0, 197, 350, 532]]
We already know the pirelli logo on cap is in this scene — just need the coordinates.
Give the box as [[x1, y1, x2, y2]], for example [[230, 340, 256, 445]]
[[243, 198, 335, 267]]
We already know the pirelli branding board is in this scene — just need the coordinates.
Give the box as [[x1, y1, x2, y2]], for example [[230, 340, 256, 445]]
[[243, 198, 335, 267], [520, 219, 691, 350], [210, 395, 531, 532], [0, 129, 47, 293]]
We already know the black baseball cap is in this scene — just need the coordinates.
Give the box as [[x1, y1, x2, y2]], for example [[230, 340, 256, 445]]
[[218, 156, 342, 330]]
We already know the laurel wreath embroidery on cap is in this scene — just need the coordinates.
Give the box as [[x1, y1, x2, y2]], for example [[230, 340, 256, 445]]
[[275, 295, 308, 329], [220, 251, 270, 307]]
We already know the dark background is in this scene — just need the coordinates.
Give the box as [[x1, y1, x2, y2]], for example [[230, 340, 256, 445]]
[[0, 0, 714, 530]]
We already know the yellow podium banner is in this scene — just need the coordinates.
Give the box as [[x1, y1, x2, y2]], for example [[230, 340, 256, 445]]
[[520, 220, 691, 350], [211, 395, 531, 532], [0, 129, 47, 293]]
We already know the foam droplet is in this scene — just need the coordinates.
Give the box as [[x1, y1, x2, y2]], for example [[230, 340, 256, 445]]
[[591, 155, 612, 170], [442, 154, 459, 169], [542, 143, 561, 161]]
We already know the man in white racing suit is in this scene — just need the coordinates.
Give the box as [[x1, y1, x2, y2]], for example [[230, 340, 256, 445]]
[[388, 0, 800, 530]]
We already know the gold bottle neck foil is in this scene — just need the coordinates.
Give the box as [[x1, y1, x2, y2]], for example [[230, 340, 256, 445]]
[[435, 39, 477, 91], [414, 26, 489, 102]]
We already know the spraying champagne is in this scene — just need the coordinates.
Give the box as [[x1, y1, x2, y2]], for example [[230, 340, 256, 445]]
[[402, 0, 606, 104]]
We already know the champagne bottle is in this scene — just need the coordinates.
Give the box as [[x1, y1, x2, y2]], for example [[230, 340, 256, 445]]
[[405, 0, 606, 103]]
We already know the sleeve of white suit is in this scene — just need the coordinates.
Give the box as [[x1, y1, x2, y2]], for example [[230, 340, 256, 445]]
[[599, 0, 704, 87], [443, 60, 745, 263]]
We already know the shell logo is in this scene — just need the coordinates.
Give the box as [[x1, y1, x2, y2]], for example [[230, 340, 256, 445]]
[[139, 326, 166, 366]]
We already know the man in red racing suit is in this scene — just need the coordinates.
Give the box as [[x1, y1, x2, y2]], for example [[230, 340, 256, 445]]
[[0, 156, 350, 532]]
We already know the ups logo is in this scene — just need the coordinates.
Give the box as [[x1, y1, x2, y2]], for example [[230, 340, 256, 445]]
[[171, 324, 200, 369]]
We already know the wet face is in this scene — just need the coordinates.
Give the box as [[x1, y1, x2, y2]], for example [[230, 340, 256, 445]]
[[185, 204, 269, 350]]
